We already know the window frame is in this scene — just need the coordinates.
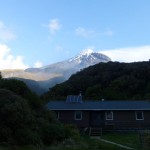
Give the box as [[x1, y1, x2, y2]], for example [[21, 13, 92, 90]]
[[106, 111, 113, 120], [74, 111, 82, 120], [135, 111, 144, 120]]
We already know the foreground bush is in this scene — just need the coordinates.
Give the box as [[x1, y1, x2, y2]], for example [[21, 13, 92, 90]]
[[64, 124, 80, 140], [0, 89, 64, 146], [0, 88, 80, 147], [0, 89, 40, 145]]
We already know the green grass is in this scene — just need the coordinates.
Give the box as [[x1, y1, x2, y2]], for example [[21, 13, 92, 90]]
[[1, 132, 150, 150], [0, 137, 125, 150], [101, 132, 141, 149], [48, 137, 125, 150]]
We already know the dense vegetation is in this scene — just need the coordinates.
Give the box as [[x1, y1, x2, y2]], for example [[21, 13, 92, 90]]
[[0, 74, 79, 147], [42, 61, 150, 100], [1, 61, 150, 148]]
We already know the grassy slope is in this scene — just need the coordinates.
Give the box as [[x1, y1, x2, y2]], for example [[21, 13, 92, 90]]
[[1, 133, 150, 150], [102, 132, 141, 149], [0, 137, 130, 150]]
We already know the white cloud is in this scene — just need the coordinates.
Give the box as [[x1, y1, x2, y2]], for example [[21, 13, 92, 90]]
[[0, 43, 28, 70], [100, 46, 150, 62], [48, 19, 61, 34], [34, 61, 43, 68], [0, 21, 16, 42], [75, 27, 96, 38]]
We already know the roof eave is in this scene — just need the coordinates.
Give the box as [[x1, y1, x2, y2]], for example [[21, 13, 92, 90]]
[[49, 108, 150, 111]]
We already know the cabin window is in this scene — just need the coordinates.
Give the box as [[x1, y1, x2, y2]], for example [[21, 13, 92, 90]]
[[74, 111, 82, 120], [135, 111, 144, 120], [106, 111, 113, 120]]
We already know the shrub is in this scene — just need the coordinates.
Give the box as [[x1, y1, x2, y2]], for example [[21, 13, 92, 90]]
[[39, 122, 65, 145], [143, 131, 150, 148], [64, 124, 80, 140], [0, 89, 41, 146]]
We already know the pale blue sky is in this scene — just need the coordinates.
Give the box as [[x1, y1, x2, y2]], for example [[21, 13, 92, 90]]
[[0, 0, 150, 69]]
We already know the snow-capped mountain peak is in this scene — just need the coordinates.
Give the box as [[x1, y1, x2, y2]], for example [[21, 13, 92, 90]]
[[69, 49, 111, 64], [69, 49, 94, 63]]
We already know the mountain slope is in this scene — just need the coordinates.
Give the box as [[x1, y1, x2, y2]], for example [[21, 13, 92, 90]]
[[1, 49, 111, 93], [42, 61, 150, 100], [25, 49, 111, 79]]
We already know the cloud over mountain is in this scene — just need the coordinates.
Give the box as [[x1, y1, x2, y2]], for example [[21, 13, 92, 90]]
[[100, 46, 150, 62], [34, 61, 43, 68], [0, 43, 28, 69]]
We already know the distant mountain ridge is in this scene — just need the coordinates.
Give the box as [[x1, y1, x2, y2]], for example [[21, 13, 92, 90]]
[[1, 49, 111, 94], [25, 49, 111, 76]]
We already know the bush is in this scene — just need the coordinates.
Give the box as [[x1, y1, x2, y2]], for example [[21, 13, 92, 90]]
[[64, 124, 80, 140], [0, 88, 70, 146], [0, 89, 41, 146], [143, 131, 150, 149], [40, 123, 65, 145], [14, 128, 42, 146]]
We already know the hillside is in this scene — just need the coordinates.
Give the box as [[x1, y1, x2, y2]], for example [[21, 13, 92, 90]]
[[1, 49, 111, 94], [42, 61, 150, 100]]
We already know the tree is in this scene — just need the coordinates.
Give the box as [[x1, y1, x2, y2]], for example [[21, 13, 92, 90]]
[[0, 89, 40, 145], [0, 89, 70, 146], [0, 78, 42, 109]]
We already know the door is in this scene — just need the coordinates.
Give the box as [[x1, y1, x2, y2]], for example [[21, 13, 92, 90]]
[[90, 111, 104, 127]]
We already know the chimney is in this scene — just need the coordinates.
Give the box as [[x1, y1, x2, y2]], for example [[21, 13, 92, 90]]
[[79, 91, 82, 96]]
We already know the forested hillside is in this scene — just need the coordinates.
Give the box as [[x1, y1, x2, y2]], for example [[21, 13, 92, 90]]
[[42, 61, 150, 100], [0, 74, 79, 147]]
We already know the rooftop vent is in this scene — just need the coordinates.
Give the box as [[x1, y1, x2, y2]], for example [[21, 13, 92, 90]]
[[66, 95, 82, 103]]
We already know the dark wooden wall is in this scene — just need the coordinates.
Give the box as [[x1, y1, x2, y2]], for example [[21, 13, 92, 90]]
[[55, 110, 150, 129], [58, 110, 90, 127]]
